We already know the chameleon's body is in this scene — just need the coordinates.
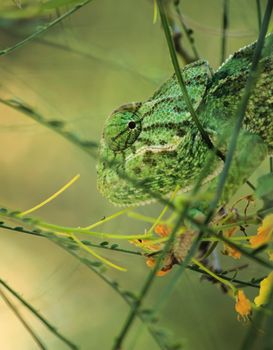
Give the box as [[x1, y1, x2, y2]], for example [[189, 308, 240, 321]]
[[97, 35, 273, 207]]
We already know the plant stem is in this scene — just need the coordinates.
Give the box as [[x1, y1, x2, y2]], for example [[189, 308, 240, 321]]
[[111, 120, 222, 350], [192, 258, 236, 293], [220, 0, 229, 64], [204, 0, 273, 224], [47, 236, 168, 350], [0, 0, 94, 57], [256, 0, 262, 31], [174, 1, 200, 60], [0, 279, 78, 349], [187, 215, 273, 270], [0, 288, 47, 350], [156, 0, 225, 162]]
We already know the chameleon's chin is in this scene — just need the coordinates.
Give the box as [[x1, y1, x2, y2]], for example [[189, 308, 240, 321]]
[[96, 164, 155, 206]]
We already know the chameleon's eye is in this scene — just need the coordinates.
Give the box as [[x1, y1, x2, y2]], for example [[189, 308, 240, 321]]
[[128, 121, 136, 129], [104, 110, 142, 151]]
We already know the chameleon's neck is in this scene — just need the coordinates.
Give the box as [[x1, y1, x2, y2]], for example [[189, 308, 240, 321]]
[[176, 125, 222, 190], [201, 56, 273, 151]]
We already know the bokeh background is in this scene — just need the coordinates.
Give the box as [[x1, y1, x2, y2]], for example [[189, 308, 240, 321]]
[[0, 0, 270, 349]]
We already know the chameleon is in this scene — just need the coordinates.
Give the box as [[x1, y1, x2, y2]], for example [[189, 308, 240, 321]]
[[97, 34, 273, 210]]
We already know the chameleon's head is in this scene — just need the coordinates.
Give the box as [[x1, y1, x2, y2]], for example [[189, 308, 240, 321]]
[[97, 60, 212, 205]]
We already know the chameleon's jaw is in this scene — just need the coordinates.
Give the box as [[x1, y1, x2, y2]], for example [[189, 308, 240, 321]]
[[97, 130, 210, 206], [96, 155, 158, 206], [96, 171, 156, 207], [97, 141, 223, 206], [97, 148, 185, 206]]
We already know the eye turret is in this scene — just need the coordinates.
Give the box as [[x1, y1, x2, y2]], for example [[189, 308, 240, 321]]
[[103, 104, 142, 151]]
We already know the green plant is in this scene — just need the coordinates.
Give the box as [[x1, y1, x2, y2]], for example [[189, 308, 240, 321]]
[[0, 1, 272, 349]]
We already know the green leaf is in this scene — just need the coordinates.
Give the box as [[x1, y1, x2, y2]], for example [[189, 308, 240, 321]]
[[110, 244, 119, 249], [256, 173, 273, 216]]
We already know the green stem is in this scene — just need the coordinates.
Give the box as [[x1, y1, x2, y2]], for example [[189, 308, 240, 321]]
[[0, 220, 261, 288], [112, 206, 195, 350], [0, 279, 78, 349], [0, 0, 94, 57], [156, 0, 225, 162], [47, 236, 167, 350], [0, 97, 177, 212], [0, 97, 98, 157], [38, 221, 152, 240], [220, 0, 229, 64], [0, 288, 47, 350], [127, 212, 162, 224], [192, 258, 236, 293], [111, 123, 220, 350], [187, 264, 260, 288], [187, 215, 273, 270], [174, 1, 200, 60], [256, 0, 262, 31], [1, 28, 156, 84], [204, 0, 273, 224]]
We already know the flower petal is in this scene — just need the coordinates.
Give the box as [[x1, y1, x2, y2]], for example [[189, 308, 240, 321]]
[[235, 290, 252, 321], [250, 214, 273, 248], [254, 271, 273, 307]]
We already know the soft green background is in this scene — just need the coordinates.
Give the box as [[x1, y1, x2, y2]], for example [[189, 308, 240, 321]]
[[0, 1, 269, 349]]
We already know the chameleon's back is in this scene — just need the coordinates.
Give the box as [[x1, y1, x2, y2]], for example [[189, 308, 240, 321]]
[[201, 33, 273, 151]]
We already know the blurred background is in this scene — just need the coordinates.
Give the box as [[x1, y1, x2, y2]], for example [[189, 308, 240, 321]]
[[0, 0, 270, 349]]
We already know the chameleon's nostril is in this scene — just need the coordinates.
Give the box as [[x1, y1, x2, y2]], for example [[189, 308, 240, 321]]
[[128, 121, 136, 129]]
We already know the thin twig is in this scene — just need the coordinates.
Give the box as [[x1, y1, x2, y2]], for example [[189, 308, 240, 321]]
[[112, 4, 273, 345], [0, 279, 78, 349], [187, 215, 273, 270], [0, 288, 47, 350], [156, 0, 225, 162], [0, 97, 98, 157], [204, 0, 273, 224], [174, 1, 200, 60], [111, 128, 225, 350], [187, 265, 259, 288], [0, 0, 94, 57], [0, 98, 177, 211], [220, 0, 229, 64], [256, 0, 262, 31], [47, 236, 168, 350], [0, 219, 142, 256], [0, 220, 262, 289], [0, 28, 157, 84]]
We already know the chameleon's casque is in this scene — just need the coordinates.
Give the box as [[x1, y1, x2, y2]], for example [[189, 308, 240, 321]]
[[97, 35, 273, 206]]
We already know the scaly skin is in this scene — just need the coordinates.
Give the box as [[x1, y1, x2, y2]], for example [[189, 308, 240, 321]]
[[97, 34, 273, 206]]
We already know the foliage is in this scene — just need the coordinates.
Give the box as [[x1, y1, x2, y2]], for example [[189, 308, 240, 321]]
[[0, 0, 273, 349]]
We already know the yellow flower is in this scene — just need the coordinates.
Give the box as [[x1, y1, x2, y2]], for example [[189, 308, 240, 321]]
[[154, 224, 171, 237], [223, 227, 241, 260], [146, 257, 156, 268], [250, 214, 273, 248], [223, 245, 241, 260], [145, 257, 172, 277], [254, 271, 273, 307], [130, 239, 161, 252], [235, 290, 252, 321], [269, 251, 273, 261]]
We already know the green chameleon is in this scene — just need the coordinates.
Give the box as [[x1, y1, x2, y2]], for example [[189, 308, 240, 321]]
[[97, 35, 273, 210]]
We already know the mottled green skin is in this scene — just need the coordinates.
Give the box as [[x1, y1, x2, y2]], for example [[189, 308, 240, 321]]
[[97, 35, 273, 206]]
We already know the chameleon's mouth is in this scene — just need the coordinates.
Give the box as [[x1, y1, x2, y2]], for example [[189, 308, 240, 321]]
[[97, 169, 158, 207], [125, 142, 179, 163]]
